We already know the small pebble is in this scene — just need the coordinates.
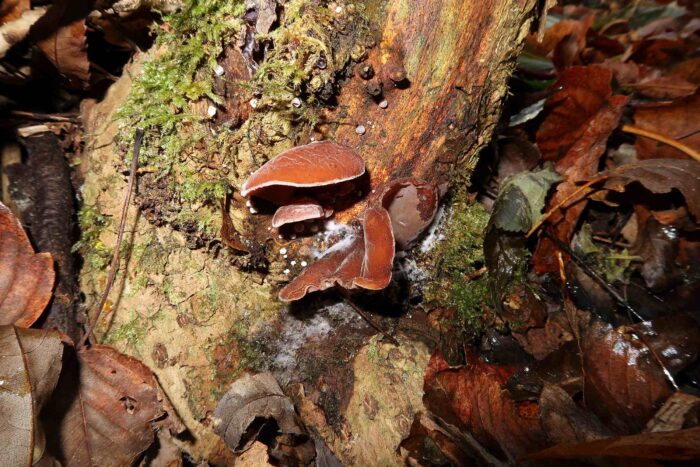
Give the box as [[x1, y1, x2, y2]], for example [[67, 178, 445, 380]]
[[379, 99, 388, 109], [283, 269, 290, 274], [207, 105, 217, 118], [214, 64, 225, 76], [301, 261, 308, 267], [355, 125, 366, 135], [250, 98, 258, 108], [280, 247, 288, 255], [291, 97, 302, 108]]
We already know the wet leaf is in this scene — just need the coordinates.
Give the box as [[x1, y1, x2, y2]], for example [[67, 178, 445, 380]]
[[645, 391, 700, 433], [42, 344, 179, 467], [213, 372, 315, 465], [489, 168, 562, 233], [0, 325, 63, 467], [423, 351, 546, 461], [583, 315, 700, 434], [539, 384, 612, 445], [525, 426, 700, 461], [0, 201, 54, 327], [533, 66, 628, 273]]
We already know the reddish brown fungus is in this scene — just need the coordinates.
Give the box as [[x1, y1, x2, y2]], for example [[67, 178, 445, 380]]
[[354, 206, 395, 290], [379, 178, 439, 249], [240, 141, 365, 199], [271, 199, 330, 229]]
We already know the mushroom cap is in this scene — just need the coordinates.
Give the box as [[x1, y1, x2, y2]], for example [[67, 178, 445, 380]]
[[271, 199, 330, 228], [278, 235, 364, 301], [354, 206, 395, 290], [241, 141, 365, 198], [379, 178, 438, 249], [278, 206, 395, 301]]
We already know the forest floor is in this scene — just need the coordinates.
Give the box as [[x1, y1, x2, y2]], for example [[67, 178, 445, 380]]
[[1, 0, 700, 466]]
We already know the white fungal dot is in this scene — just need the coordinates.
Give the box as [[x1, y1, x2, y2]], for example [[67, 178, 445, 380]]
[[291, 97, 302, 108], [310, 136, 316, 141], [301, 261, 308, 267], [280, 248, 288, 255], [379, 99, 388, 108], [335, 6, 343, 13], [283, 269, 290, 274], [291, 260, 297, 266], [207, 105, 217, 118], [250, 98, 258, 108], [355, 125, 366, 135], [290, 234, 297, 239], [245, 200, 251, 208], [283, 254, 288, 259], [248, 206, 258, 214], [214, 64, 225, 76]]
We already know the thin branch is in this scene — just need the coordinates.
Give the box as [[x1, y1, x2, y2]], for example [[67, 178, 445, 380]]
[[339, 290, 399, 346], [78, 129, 144, 350], [622, 124, 700, 162], [543, 230, 644, 322]]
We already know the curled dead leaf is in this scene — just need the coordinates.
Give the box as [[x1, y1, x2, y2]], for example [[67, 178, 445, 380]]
[[0, 201, 54, 327]]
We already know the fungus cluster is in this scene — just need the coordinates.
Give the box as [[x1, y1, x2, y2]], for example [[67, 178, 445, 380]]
[[241, 141, 439, 301]]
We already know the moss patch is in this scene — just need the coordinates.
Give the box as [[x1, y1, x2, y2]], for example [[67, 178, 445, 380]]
[[425, 196, 491, 333]]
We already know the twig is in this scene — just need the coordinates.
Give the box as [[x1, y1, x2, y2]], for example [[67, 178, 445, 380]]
[[526, 175, 607, 238], [622, 124, 700, 162], [9, 110, 80, 122], [543, 230, 644, 322], [339, 290, 399, 346], [77, 129, 144, 350]]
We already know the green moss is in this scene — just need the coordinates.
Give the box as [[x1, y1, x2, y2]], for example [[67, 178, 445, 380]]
[[425, 198, 491, 333], [102, 312, 146, 349], [73, 204, 112, 270]]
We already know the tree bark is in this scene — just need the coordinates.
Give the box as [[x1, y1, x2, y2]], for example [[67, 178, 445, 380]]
[[79, 0, 540, 463]]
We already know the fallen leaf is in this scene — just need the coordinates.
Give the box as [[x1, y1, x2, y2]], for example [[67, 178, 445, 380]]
[[631, 75, 698, 99], [30, 0, 91, 85], [539, 384, 612, 445], [583, 315, 700, 434], [0, 325, 63, 467], [0, 0, 29, 25], [423, 351, 546, 461], [631, 213, 681, 291], [633, 93, 700, 160], [0, 201, 54, 327], [42, 344, 178, 467], [524, 426, 700, 461], [535, 65, 619, 161], [213, 372, 315, 465], [533, 65, 628, 273], [645, 392, 700, 433]]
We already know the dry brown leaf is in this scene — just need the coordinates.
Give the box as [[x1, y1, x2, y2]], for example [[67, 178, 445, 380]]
[[539, 384, 612, 445], [42, 344, 177, 467], [0, 0, 29, 25], [213, 372, 314, 465], [0, 201, 54, 327], [633, 93, 700, 160], [645, 392, 700, 433], [30, 0, 90, 85], [525, 426, 700, 461], [632, 75, 698, 99], [423, 351, 546, 462], [599, 158, 700, 220], [0, 325, 64, 467]]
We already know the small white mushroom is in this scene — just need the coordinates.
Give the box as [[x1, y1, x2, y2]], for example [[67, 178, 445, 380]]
[[280, 247, 288, 255], [207, 105, 217, 118], [283, 269, 290, 274], [301, 261, 308, 267], [292, 97, 302, 108], [250, 98, 258, 108], [379, 99, 388, 109], [355, 125, 366, 135], [214, 64, 225, 76]]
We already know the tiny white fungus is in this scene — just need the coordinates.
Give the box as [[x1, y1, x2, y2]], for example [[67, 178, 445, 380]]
[[292, 97, 302, 107], [283, 269, 290, 274], [301, 261, 308, 267], [280, 247, 288, 255], [379, 99, 388, 108], [207, 105, 217, 117], [214, 64, 225, 76], [291, 260, 297, 266], [355, 125, 366, 135], [335, 6, 342, 13], [250, 98, 258, 108]]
